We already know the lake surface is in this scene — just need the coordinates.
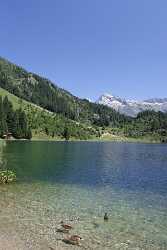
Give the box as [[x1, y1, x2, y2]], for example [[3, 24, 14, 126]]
[[0, 141, 167, 249]]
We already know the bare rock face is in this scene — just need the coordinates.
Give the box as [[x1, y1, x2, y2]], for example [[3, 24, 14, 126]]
[[97, 93, 167, 117]]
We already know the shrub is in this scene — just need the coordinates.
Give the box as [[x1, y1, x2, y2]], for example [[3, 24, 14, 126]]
[[0, 170, 16, 184]]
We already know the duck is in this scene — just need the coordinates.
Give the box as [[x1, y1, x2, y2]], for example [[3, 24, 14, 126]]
[[69, 235, 82, 241], [60, 221, 73, 230], [63, 235, 83, 246], [104, 212, 109, 221]]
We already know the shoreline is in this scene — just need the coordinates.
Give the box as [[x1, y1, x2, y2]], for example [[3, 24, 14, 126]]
[[1, 137, 165, 144]]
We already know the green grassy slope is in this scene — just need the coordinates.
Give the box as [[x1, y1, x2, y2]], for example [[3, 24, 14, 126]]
[[0, 87, 44, 110], [0, 87, 98, 140]]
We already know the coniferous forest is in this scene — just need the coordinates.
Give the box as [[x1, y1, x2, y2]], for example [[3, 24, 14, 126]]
[[0, 56, 167, 142], [0, 96, 31, 139]]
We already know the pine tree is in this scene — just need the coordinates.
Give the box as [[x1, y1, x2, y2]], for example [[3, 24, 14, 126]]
[[18, 109, 28, 137], [26, 128, 32, 140], [0, 96, 7, 137], [63, 126, 70, 141], [12, 110, 21, 138], [3, 96, 14, 133]]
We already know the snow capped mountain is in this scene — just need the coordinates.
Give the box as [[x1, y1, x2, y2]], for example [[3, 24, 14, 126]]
[[97, 93, 167, 117]]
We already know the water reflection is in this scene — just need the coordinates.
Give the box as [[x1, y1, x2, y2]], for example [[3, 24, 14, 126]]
[[0, 140, 7, 169], [2, 141, 167, 195]]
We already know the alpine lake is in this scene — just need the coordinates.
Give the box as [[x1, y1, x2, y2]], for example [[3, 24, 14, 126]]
[[0, 141, 167, 249]]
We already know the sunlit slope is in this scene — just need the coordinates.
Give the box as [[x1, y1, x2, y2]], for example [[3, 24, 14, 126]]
[[0, 87, 43, 110], [0, 87, 97, 140]]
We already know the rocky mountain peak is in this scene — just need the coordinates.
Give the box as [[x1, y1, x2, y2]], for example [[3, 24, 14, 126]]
[[97, 93, 167, 117]]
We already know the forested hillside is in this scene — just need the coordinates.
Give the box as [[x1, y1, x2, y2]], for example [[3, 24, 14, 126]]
[[0, 57, 128, 127], [124, 111, 167, 142], [0, 56, 167, 142], [0, 88, 98, 140]]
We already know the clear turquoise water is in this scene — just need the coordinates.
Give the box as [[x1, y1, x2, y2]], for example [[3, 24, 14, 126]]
[[0, 141, 167, 249]]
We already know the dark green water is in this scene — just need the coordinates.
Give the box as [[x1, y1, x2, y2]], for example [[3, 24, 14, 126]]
[[0, 141, 167, 249]]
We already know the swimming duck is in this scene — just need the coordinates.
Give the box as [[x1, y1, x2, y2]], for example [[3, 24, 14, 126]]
[[104, 212, 109, 221], [69, 235, 82, 241], [63, 235, 83, 246], [61, 221, 73, 230]]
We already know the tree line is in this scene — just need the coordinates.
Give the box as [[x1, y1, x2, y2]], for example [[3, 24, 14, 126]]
[[121, 110, 167, 142], [0, 96, 32, 139]]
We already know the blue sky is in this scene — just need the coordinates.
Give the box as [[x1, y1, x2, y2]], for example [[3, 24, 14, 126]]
[[1, 0, 167, 101]]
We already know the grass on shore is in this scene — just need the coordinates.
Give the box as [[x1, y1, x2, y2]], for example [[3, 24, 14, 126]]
[[30, 132, 163, 143]]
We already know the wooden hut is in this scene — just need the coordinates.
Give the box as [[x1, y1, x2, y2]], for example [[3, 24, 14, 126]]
[[2, 133, 12, 140]]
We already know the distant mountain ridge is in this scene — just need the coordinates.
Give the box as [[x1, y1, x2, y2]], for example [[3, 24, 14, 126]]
[[144, 98, 167, 103], [97, 93, 167, 117]]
